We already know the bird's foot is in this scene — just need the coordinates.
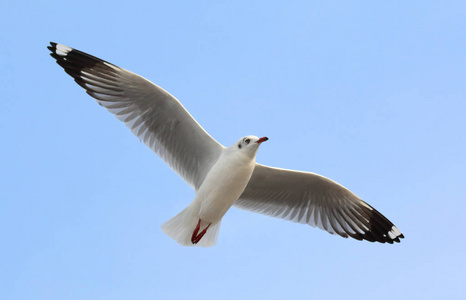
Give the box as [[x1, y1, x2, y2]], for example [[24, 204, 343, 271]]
[[191, 219, 211, 244]]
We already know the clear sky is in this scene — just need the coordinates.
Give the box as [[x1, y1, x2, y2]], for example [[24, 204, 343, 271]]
[[1, 1, 465, 299]]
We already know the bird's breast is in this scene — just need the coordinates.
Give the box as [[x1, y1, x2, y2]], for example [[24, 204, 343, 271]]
[[195, 153, 255, 223]]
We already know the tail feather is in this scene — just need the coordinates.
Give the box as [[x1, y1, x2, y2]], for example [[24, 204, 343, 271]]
[[161, 205, 221, 247]]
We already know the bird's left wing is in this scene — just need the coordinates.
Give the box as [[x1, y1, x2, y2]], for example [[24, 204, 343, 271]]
[[235, 164, 404, 243], [48, 42, 224, 190]]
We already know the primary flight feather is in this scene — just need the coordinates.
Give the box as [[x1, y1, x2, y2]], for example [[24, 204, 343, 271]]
[[48, 42, 404, 247]]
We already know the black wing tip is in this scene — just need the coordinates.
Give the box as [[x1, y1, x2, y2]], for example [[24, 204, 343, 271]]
[[48, 42, 75, 67], [47, 42, 99, 62], [359, 204, 404, 244], [361, 232, 404, 244], [332, 228, 403, 244], [47, 42, 68, 55], [47, 42, 114, 78], [337, 205, 404, 244], [345, 232, 403, 244], [47, 42, 60, 59], [47, 41, 56, 50], [360, 223, 404, 244]]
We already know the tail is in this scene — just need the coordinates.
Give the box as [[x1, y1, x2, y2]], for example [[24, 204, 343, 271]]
[[161, 205, 221, 247]]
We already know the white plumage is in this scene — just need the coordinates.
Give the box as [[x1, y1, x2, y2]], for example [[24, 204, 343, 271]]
[[48, 42, 404, 246]]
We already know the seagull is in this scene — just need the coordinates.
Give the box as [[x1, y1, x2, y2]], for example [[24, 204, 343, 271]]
[[48, 42, 404, 247]]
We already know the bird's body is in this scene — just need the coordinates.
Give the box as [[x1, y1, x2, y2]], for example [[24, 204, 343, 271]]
[[162, 136, 263, 246], [196, 141, 257, 224], [48, 42, 404, 247]]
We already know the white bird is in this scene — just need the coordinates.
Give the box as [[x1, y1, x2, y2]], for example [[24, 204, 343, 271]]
[[48, 42, 404, 247]]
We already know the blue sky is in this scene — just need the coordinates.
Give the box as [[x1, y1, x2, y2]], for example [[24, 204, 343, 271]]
[[1, 1, 465, 299]]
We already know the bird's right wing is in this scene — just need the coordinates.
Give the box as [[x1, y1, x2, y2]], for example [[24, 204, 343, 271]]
[[48, 42, 224, 190], [235, 164, 404, 243]]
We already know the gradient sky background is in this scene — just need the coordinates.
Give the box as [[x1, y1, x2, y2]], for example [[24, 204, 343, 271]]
[[1, 1, 465, 299]]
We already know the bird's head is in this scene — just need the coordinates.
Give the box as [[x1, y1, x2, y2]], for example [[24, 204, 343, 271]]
[[232, 135, 268, 158]]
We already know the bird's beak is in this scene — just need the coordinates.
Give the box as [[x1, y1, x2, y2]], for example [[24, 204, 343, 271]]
[[256, 137, 269, 144]]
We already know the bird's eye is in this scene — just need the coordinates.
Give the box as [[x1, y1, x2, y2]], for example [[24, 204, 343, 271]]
[[245, 138, 251, 144], [238, 144, 242, 149]]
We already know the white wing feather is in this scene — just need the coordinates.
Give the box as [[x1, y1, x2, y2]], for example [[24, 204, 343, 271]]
[[236, 164, 403, 243], [48, 43, 224, 190]]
